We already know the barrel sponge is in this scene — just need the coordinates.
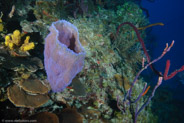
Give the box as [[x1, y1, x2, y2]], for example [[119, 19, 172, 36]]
[[44, 20, 85, 92]]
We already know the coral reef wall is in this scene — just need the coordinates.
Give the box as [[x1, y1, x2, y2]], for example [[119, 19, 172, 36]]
[[0, 1, 159, 123]]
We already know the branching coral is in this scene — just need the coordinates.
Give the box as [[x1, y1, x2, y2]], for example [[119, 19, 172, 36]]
[[116, 22, 162, 77], [117, 21, 184, 123]]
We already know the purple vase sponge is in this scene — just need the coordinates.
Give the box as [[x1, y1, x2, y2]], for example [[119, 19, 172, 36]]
[[44, 20, 85, 92]]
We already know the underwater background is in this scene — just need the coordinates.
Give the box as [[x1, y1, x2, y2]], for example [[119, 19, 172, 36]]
[[0, 0, 184, 123], [141, 0, 184, 122]]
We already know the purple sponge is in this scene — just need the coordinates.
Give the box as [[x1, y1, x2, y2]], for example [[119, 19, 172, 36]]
[[44, 20, 85, 92]]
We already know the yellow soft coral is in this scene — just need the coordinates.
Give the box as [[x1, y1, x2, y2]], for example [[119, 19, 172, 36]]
[[0, 12, 4, 32], [24, 36, 30, 44], [4, 30, 35, 52], [4, 30, 21, 50], [20, 43, 35, 51], [0, 20, 4, 32], [11, 30, 21, 46], [5, 35, 11, 46], [20, 36, 35, 51]]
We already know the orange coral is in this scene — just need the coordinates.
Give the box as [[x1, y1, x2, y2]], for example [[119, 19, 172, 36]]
[[142, 86, 150, 96]]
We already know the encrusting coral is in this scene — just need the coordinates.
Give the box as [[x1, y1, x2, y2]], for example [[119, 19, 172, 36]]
[[7, 84, 49, 108], [4, 30, 35, 51], [59, 107, 83, 123], [114, 74, 131, 91], [27, 112, 59, 123], [19, 78, 50, 94], [7, 77, 50, 108]]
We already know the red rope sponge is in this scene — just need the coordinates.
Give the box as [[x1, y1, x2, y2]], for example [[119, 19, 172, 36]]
[[164, 60, 184, 80]]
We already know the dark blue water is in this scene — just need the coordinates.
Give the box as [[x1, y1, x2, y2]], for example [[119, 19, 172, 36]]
[[141, 0, 184, 98], [141, 0, 184, 122]]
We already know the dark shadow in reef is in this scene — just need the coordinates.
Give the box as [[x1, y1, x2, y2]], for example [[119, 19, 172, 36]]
[[0, 100, 21, 120]]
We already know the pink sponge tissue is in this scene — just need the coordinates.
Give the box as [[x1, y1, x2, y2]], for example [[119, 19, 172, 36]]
[[44, 20, 86, 92]]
